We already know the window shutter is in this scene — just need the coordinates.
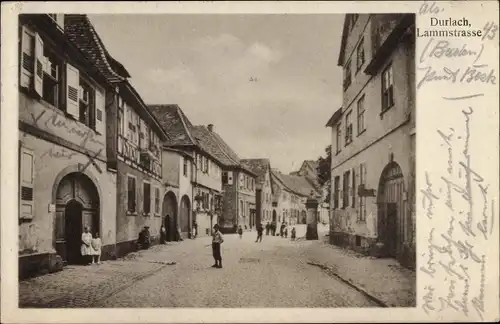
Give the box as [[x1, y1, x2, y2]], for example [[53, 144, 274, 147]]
[[95, 88, 105, 135], [34, 32, 44, 96], [66, 63, 80, 118], [228, 171, 233, 185], [20, 147, 35, 220], [20, 26, 34, 89], [56, 14, 65, 30], [352, 168, 356, 208]]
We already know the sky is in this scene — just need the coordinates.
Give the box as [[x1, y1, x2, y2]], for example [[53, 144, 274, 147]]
[[89, 14, 344, 174]]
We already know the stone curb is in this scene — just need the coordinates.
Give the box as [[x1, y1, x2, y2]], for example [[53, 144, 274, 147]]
[[307, 261, 388, 308]]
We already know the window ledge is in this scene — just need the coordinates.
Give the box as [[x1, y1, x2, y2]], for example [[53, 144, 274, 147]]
[[143, 213, 151, 217], [379, 106, 394, 119], [127, 212, 138, 216]]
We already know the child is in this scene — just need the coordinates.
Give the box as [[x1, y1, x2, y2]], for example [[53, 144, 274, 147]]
[[211, 224, 224, 268], [91, 232, 102, 264], [291, 227, 296, 241], [237, 225, 243, 239]]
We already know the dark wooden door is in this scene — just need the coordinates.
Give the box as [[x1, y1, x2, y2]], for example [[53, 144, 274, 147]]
[[385, 203, 398, 257], [64, 200, 83, 264]]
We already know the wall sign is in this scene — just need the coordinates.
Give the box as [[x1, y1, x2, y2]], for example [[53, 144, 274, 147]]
[[48, 203, 56, 212]]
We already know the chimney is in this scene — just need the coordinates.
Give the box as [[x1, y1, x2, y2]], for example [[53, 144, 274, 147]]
[[207, 124, 214, 132]]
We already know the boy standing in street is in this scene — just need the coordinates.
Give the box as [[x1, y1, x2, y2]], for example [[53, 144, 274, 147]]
[[211, 224, 224, 268], [255, 223, 263, 243]]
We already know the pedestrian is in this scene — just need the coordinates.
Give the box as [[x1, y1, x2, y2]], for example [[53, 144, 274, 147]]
[[193, 220, 198, 238], [280, 223, 285, 238], [271, 222, 276, 236], [237, 225, 243, 239], [255, 223, 263, 242], [284, 227, 288, 238], [160, 224, 166, 244], [176, 223, 183, 242], [265, 222, 270, 236], [91, 232, 102, 264], [291, 227, 296, 241], [211, 224, 224, 268], [81, 226, 93, 265]]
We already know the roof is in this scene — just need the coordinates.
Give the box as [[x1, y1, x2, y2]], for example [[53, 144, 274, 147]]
[[191, 126, 257, 177], [325, 108, 343, 127], [148, 104, 197, 147], [240, 159, 271, 183], [191, 125, 232, 166], [192, 126, 241, 167], [337, 14, 351, 67], [65, 15, 130, 83], [65, 15, 168, 140], [271, 169, 319, 197]]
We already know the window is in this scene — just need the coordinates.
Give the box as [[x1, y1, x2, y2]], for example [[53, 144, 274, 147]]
[[336, 122, 342, 154], [356, 38, 365, 71], [358, 163, 367, 221], [343, 60, 352, 90], [342, 171, 350, 208], [204, 157, 209, 173], [19, 146, 35, 220], [143, 182, 151, 215], [382, 64, 394, 111], [352, 168, 356, 208], [183, 157, 188, 177], [78, 77, 95, 129], [240, 200, 244, 216], [357, 95, 366, 134], [345, 111, 353, 145], [154, 187, 160, 215], [127, 175, 137, 213], [42, 48, 63, 109], [222, 172, 228, 184]]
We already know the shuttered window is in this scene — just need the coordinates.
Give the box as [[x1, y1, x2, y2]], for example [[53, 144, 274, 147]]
[[358, 163, 367, 221], [143, 182, 151, 215], [95, 87, 105, 134], [66, 63, 80, 119], [34, 32, 44, 97], [127, 175, 137, 213], [20, 26, 34, 89], [154, 187, 160, 215], [19, 146, 35, 220]]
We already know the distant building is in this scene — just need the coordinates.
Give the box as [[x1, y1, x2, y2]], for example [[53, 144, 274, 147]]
[[270, 169, 323, 226], [290, 160, 330, 225], [241, 159, 273, 226], [326, 14, 415, 268], [193, 125, 258, 233], [65, 15, 170, 258], [149, 105, 222, 238]]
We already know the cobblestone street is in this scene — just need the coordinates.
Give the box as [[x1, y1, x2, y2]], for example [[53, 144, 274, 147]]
[[19, 225, 392, 308]]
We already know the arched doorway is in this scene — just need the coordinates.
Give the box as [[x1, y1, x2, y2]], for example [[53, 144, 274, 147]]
[[180, 195, 191, 233], [301, 210, 307, 224], [377, 162, 404, 258], [55, 172, 99, 265], [272, 210, 277, 223], [162, 191, 177, 242]]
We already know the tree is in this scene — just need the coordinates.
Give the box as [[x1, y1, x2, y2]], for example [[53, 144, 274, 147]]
[[316, 145, 331, 203]]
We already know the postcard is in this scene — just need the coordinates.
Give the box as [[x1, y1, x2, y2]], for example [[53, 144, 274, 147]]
[[1, 1, 498, 323]]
